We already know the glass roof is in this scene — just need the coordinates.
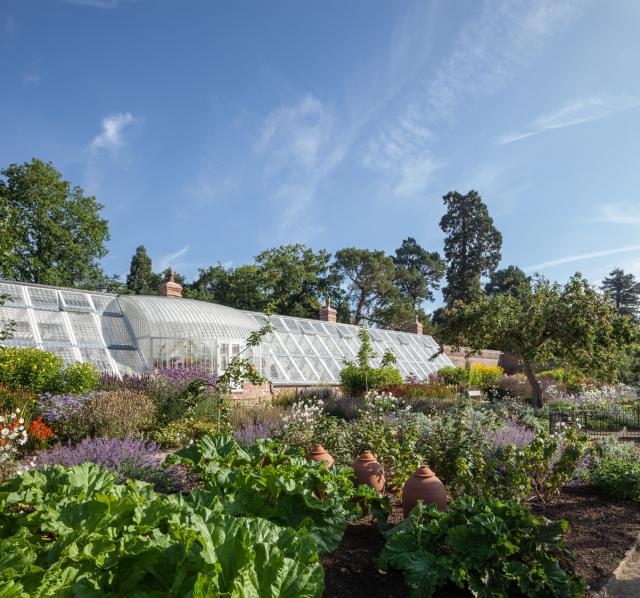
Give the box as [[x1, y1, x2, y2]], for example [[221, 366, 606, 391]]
[[0, 279, 453, 384]]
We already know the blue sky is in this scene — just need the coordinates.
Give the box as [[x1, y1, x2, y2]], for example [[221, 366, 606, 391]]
[[2, 0, 640, 306]]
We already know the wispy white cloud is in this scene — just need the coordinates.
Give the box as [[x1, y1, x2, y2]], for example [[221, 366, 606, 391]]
[[156, 244, 191, 271], [255, 95, 348, 238], [89, 112, 136, 152], [496, 95, 640, 144], [526, 245, 640, 272], [583, 202, 640, 225], [393, 154, 444, 197], [363, 0, 580, 195], [63, 0, 136, 8], [256, 95, 333, 171]]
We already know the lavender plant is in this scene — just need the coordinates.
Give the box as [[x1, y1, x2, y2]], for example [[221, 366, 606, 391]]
[[36, 436, 188, 493]]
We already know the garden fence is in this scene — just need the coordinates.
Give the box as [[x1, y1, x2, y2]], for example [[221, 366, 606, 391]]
[[549, 404, 640, 439]]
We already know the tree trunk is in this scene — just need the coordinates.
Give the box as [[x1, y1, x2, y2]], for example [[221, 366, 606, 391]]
[[523, 361, 543, 409]]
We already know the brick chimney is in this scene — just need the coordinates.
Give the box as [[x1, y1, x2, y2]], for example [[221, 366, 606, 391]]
[[319, 298, 337, 323], [159, 268, 183, 298], [407, 315, 423, 335]]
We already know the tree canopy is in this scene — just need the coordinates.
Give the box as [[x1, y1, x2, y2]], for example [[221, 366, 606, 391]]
[[0, 159, 110, 286], [485, 265, 530, 297], [126, 245, 160, 295], [334, 248, 396, 325], [440, 190, 502, 306], [601, 268, 640, 319], [441, 274, 635, 407]]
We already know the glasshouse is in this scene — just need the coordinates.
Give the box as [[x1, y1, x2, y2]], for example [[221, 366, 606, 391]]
[[0, 278, 453, 389]]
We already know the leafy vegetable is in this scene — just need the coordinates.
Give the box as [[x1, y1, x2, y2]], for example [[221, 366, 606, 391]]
[[0, 462, 324, 597], [167, 435, 361, 553], [378, 496, 584, 598]]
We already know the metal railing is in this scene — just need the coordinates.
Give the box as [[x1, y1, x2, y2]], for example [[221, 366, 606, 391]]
[[549, 404, 640, 438]]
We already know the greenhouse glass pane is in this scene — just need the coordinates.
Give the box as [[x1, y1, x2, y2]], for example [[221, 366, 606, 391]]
[[60, 291, 94, 312], [0, 307, 33, 341], [35, 311, 69, 343], [0, 283, 26, 306], [68, 313, 102, 345], [27, 287, 59, 310]]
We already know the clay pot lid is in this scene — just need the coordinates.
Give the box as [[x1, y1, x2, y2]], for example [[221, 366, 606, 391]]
[[357, 450, 377, 462], [309, 444, 326, 454], [413, 465, 435, 478]]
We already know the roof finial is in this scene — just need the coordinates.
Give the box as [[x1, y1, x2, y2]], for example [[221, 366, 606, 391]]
[[167, 268, 175, 283]]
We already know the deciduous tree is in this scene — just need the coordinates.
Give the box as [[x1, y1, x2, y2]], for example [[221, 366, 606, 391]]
[[0, 159, 110, 286], [442, 274, 634, 407]]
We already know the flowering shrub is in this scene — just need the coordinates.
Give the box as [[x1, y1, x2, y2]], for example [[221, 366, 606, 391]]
[[37, 392, 94, 441], [0, 384, 36, 414], [0, 407, 27, 463], [149, 366, 219, 424], [98, 372, 151, 392], [0, 347, 64, 394], [36, 436, 189, 493], [362, 390, 410, 416], [487, 418, 536, 449], [79, 390, 156, 439], [0, 347, 99, 394], [275, 399, 324, 447], [589, 437, 640, 502], [26, 416, 55, 448], [59, 362, 100, 394]]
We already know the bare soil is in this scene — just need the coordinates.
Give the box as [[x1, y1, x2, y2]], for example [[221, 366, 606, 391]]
[[321, 485, 640, 597]]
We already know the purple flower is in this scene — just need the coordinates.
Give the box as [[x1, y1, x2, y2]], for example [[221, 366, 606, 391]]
[[234, 421, 280, 445], [37, 392, 95, 423], [99, 372, 151, 392], [487, 418, 535, 449], [36, 436, 188, 493], [155, 366, 218, 388]]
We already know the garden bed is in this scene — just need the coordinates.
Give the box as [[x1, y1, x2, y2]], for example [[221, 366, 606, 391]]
[[322, 485, 640, 598]]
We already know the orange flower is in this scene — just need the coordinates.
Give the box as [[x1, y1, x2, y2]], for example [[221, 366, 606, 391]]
[[27, 417, 55, 442]]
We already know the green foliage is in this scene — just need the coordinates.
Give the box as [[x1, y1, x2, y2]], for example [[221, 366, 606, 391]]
[[125, 244, 160, 294], [190, 244, 341, 319], [340, 363, 403, 395], [440, 190, 502, 306], [393, 237, 445, 309], [419, 405, 588, 502], [334, 247, 396, 324], [0, 158, 110, 286], [601, 267, 640, 318], [437, 364, 503, 389], [590, 439, 640, 502], [538, 368, 586, 393], [0, 463, 324, 596], [0, 347, 100, 395], [379, 496, 584, 597], [166, 435, 362, 554], [485, 265, 530, 297], [153, 417, 222, 448], [77, 390, 156, 439], [0, 347, 63, 394], [59, 362, 100, 394], [339, 329, 402, 395], [442, 274, 636, 407]]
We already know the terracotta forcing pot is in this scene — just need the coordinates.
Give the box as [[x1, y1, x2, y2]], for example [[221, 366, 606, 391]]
[[353, 451, 385, 493], [401, 465, 447, 516], [306, 444, 334, 469]]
